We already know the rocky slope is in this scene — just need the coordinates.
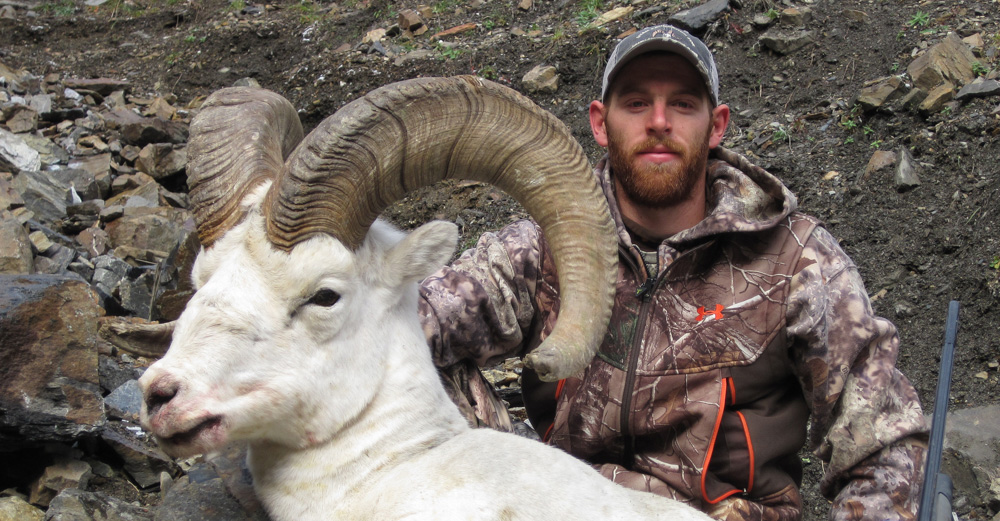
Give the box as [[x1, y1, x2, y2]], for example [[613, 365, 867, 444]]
[[1, 0, 999, 519]]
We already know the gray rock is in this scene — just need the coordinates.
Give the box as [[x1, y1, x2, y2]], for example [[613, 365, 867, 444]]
[[45, 488, 153, 521], [154, 445, 269, 521], [0, 275, 105, 445], [759, 30, 815, 55], [101, 422, 179, 489], [0, 216, 33, 274], [956, 78, 1000, 100], [895, 146, 921, 192], [0, 172, 25, 211], [104, 207, 194, 262], [668, 0, 729, 33], [942, 405, 1000, 518], [92, 254, 132, 296], [779, 7, 812, 27], [98, 355, 146, 394], [62, 77, 130, 97], [19, 133, 70, 169], [11, 170, 68, 224], [0, 128, 41, 173]]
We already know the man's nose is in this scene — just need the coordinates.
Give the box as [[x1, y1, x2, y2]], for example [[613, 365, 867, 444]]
[[647, 103, 671, 134]]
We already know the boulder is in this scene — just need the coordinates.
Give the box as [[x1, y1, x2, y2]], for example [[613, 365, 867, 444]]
[[907, 33, 977, 92], [0, 275, 105, 445], [0, 215, 33, 274]]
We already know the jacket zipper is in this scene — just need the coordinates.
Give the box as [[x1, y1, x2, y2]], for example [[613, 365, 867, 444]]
[[616, 241, 713, 470], [619, 245, 652, 469]]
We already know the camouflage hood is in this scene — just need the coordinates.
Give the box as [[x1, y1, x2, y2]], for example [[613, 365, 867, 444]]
[[595, 147, 798, 247]]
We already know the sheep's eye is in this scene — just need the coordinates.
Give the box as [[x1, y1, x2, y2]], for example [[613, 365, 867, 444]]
[[308, 289, 340, 307]]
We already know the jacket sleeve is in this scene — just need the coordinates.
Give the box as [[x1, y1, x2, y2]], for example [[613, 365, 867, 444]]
[[785, 226, 928, 521], [418, 219, 546, 369]]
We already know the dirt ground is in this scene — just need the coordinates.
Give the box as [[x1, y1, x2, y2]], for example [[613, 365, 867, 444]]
[[2, 0, 999, 518]]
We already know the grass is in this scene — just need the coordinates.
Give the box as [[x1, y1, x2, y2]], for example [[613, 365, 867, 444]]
[[38, 0, 76, 16]]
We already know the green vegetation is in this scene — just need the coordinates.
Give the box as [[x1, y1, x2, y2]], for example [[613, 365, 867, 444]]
[[435, 42, 463, 60], [227, 0, 246, 11], [908, 11, 929, 27], [432, 0, 460, 14], [869, 140, 883, 149], [38, 0, 76, 16], [765, 8, 780, 20], [477, 65, 498, 80], [972, 61, 989, 77], [990, 256, 1000, 270], [575, 0, 603, 26]]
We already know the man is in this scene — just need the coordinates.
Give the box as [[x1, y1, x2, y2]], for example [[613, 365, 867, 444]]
[[419, 25, 927, 521]]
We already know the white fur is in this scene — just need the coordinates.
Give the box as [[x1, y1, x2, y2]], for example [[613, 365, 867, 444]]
[[139, 188, 711, 521]]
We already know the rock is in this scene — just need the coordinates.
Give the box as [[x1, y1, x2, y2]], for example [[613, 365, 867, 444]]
[[751, 13, 774, 28], [77, 226, 111, 258], [4, 105, 38, 133], [956, 78, 1000, 100], [842, 9, 868, 24], [942, 405, 1000, 516], [121, 118, 189, 147], [859, 150, 896, 183], [895, 146, 921, 192], [0, 128, 41, 173], [362, 28, 386, 44], [856, 76, 907, 111], [98, 353, 146, 394], [104, 206, 194, 263], [62, 78, 130, 97], [20, 133, 70, 168], [28, 229, 54, 254], [397, 9, 425, 32], [0, 172, 23, 210], [779, 7, 812, 27], [10, 169, 68, 224], [0, 495, 44, 521], [101, 422, 179, 489], [907, 33, 977, 92], [522, 65, 559, 94], [759, 30, 815, 56], [134, 144, 187, 181], [918, 82, 956, 115], [0, 216, 33, 274], [105, 380, 144, 422], [668, 0, 729, 33], [45, 488, 153, 521], [517, 0, 531, 10], [28, 459, 92, 507], [0, 275, 105, 445], [154, 445, 269, 521]]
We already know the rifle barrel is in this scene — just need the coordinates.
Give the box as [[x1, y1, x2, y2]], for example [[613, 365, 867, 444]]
[[917, 300, 960, 521]]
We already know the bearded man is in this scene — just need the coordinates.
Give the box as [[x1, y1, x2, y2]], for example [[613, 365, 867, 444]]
[[419, 24, 927, 521]]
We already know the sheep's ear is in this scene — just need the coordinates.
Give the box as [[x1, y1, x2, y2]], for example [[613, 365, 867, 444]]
[[385, 220, 458, 286]]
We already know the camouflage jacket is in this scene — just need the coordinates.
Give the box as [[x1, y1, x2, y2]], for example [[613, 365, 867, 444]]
[[419, 147, 927, 521]]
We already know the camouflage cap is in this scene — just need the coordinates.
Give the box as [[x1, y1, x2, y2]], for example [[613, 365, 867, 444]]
[[601, 25, 720, 105]]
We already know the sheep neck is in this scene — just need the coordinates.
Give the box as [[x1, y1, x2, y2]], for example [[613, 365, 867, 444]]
[[246, 336, 470, 519]]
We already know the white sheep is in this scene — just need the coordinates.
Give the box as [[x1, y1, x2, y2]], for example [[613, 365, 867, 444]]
[[136, 77, 712, 521]]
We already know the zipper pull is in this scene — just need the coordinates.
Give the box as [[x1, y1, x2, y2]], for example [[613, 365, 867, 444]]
[[635, 277, 655, 299]]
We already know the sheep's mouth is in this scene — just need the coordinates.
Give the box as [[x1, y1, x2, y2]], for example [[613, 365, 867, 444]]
[[161, 416, 224, 449]]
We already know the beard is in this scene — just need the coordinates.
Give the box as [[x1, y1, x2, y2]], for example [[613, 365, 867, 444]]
[[607, 125, 711, 208]]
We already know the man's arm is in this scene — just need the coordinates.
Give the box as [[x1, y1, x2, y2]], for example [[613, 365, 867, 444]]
[[418, 219, 546, 368], [786, 226, 928, 521]]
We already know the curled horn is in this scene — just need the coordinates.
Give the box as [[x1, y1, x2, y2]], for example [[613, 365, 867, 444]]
[[263, 76, 617, 382], [187, 87, 304, 247]]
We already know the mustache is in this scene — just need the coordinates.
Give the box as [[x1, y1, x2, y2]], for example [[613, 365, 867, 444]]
[[629, 138, 685, 156]]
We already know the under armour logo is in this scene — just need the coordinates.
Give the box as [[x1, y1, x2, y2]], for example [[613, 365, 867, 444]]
[[696, 304, 724, 321]]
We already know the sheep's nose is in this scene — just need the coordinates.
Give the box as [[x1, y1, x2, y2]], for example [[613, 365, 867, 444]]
[[144, 376, 179, 418]]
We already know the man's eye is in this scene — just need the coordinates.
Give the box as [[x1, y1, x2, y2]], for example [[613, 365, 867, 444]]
[[308, 289, 340, 307]]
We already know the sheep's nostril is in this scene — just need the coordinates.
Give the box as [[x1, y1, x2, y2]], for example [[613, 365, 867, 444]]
[[145, 379, 179, 416]]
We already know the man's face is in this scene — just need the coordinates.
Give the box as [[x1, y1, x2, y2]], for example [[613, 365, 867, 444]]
[[590, 52, 729, 208]]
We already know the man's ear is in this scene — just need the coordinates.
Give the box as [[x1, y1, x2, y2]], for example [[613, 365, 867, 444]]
[[709, 103, 731, 149], [589, 100, 609, 148]]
